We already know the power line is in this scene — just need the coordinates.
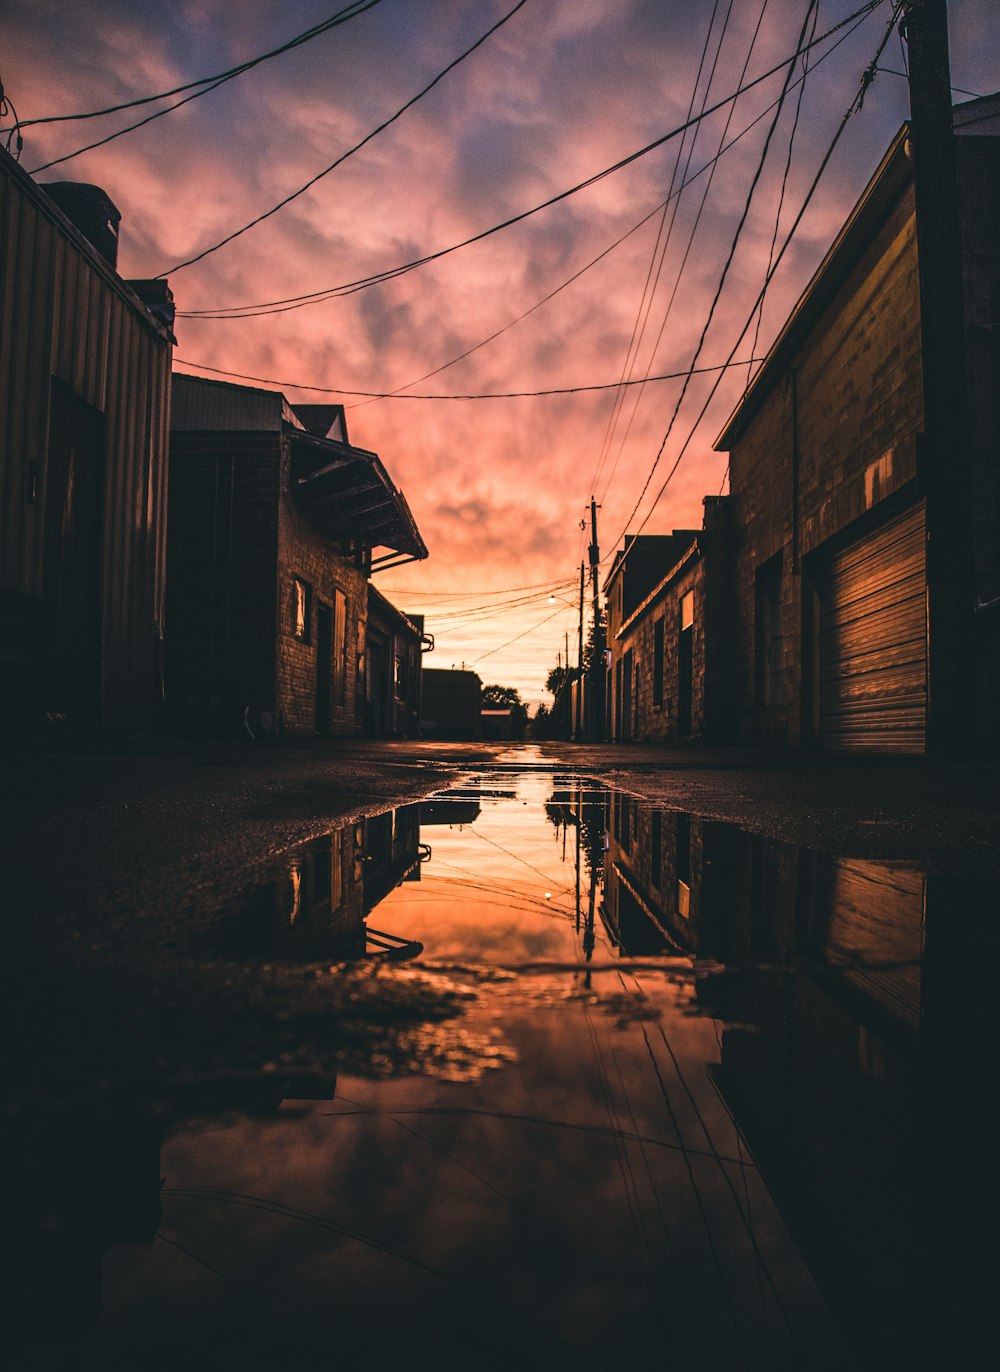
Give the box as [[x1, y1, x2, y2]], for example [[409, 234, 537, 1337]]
[[24, 2, 383, 175], [588, 0, 730, 504], [471, 604, 574, 667], [593, 0, 771, 509], [175, 0, 885, 316], [616, 0, 822, 542], [607, 1, 903, 563], [341, 7, 848, 419], [172, 356, 765, 400], [159, 0, 531, 277]]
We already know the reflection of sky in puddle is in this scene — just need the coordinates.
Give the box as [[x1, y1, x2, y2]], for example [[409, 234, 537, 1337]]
[[56, 768, 998, 1366], [25, 770, 901, 1370]]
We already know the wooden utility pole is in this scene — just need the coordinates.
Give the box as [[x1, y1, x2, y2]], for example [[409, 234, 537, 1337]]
[[577, 561, 585, 741], [588, 498, 605, 741], [903, 0, 974, 754]]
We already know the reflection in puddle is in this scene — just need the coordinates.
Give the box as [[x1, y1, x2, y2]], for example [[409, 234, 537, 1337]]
[[8, 771, 993, 1370]]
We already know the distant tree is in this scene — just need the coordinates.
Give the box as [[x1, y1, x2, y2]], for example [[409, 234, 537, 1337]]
[[482, 683, 529, 739]]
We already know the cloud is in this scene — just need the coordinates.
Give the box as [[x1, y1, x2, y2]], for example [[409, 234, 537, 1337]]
[[6, 0, 995, 699]]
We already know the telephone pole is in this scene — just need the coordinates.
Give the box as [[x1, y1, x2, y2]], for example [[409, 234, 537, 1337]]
[[577, 561, 585, 741], [588, 497, 605, 741], [903, 0, 974, 753]]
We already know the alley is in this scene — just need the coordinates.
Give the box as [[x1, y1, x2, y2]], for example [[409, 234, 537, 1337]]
[[3, 735, 998, 1370]]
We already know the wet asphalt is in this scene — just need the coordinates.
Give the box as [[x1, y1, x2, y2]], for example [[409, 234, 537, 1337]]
[[4, 733, 1000, 947]]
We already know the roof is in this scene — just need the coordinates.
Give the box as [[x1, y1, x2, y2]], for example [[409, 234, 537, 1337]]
[[0, 146, 174, 345], [367, 583, 424, 639], [170, 374, 427, 561], [291, 404, 349, 442], [715, 92, 1000, 451], [617, 539, 701, 639], [290, 427, 427, 561]]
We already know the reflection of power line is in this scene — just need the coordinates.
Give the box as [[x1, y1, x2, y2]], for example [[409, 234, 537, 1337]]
[[165, 1187, 607, 1366], [333, 1091, 629, 1314]]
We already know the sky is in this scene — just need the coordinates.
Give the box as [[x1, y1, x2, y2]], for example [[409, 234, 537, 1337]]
[[2, 0, 997, 707]]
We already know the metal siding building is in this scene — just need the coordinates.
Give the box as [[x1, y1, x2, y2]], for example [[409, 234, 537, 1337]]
[[0, 147, 173, 727]]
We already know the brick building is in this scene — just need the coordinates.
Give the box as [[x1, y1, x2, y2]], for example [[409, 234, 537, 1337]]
[[715, 95, 1000, 753], [365, 584, 430, 738], [0, 152, 175, 727], [166, 375, 426, 736], [604, 498, 730, 743]]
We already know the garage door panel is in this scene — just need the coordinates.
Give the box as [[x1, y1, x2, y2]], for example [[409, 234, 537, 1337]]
[[818, 503, 926, 753]]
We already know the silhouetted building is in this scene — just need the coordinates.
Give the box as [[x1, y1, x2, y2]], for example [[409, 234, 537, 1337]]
[[166, 376, 426, 735], [421, 667, 482, 738], [605, 499, 730, 743], [0, 150, 175, 726], [715, 94, 1000, 753]]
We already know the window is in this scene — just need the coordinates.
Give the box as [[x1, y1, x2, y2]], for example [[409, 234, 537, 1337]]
[[652, 618, 665, 708], [754, 555, 783, 705], [292, 577, 311, 642]]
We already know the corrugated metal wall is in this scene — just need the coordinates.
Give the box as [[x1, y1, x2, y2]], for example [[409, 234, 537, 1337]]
[[0, 150, 173, 727], [818, 503, 928, 753]]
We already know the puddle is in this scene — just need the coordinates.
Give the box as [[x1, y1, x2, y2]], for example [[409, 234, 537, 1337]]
[[7, 769, 995, 1370]]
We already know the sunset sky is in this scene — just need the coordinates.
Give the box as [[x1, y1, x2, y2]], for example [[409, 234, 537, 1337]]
[[3, 0, 996, 706]]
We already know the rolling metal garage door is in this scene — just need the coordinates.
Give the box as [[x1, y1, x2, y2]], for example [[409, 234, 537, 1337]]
[[818, 503, 927, 753]]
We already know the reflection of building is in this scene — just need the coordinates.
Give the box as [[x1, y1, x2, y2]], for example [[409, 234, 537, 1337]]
[[219, 804, 424, 962], [601, 799, 733, 956], [166, 377, 426, 736], [696, 845, 927, 1369], [604, 500, 730, 743], [0, 152, 175, 727], [5, 1105, 162, 1348]]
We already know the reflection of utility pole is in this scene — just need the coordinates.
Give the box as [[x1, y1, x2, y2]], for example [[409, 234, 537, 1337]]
[[588, 497, 604, 742], [575, 778, 581, 934], [583, 860, 597, 990]]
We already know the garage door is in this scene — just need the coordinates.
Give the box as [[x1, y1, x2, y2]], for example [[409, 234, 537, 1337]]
[[818, 503, 927, 753]]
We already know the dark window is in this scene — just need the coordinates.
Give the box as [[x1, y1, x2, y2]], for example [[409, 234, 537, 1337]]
[[653, 618, 664, 707], [755, 555, 783, 705]]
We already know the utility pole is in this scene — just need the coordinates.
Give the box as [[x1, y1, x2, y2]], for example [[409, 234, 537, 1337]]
[[588, 497, 605, 742], [577, 561, 585, 742], [564, 629, 570, 740], [902, 0, 974, 754]]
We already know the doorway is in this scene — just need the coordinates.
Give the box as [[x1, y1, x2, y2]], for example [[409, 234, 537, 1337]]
[[315, 601, 332, 733]]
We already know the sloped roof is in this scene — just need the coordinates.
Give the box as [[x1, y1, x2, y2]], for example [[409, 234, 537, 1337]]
[[289, 427, 427, 560]]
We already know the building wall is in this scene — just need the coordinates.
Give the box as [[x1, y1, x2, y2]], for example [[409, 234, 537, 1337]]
[[607, 502, 731, 744], [277, 435, 366, 737], [728, 181, 924, 746], [958, 137, 1000, 745], [0, 150, 172, 726], [421, 668, 482, 738], [165, 432, 280, 733], [365, 593, 423, 739]]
